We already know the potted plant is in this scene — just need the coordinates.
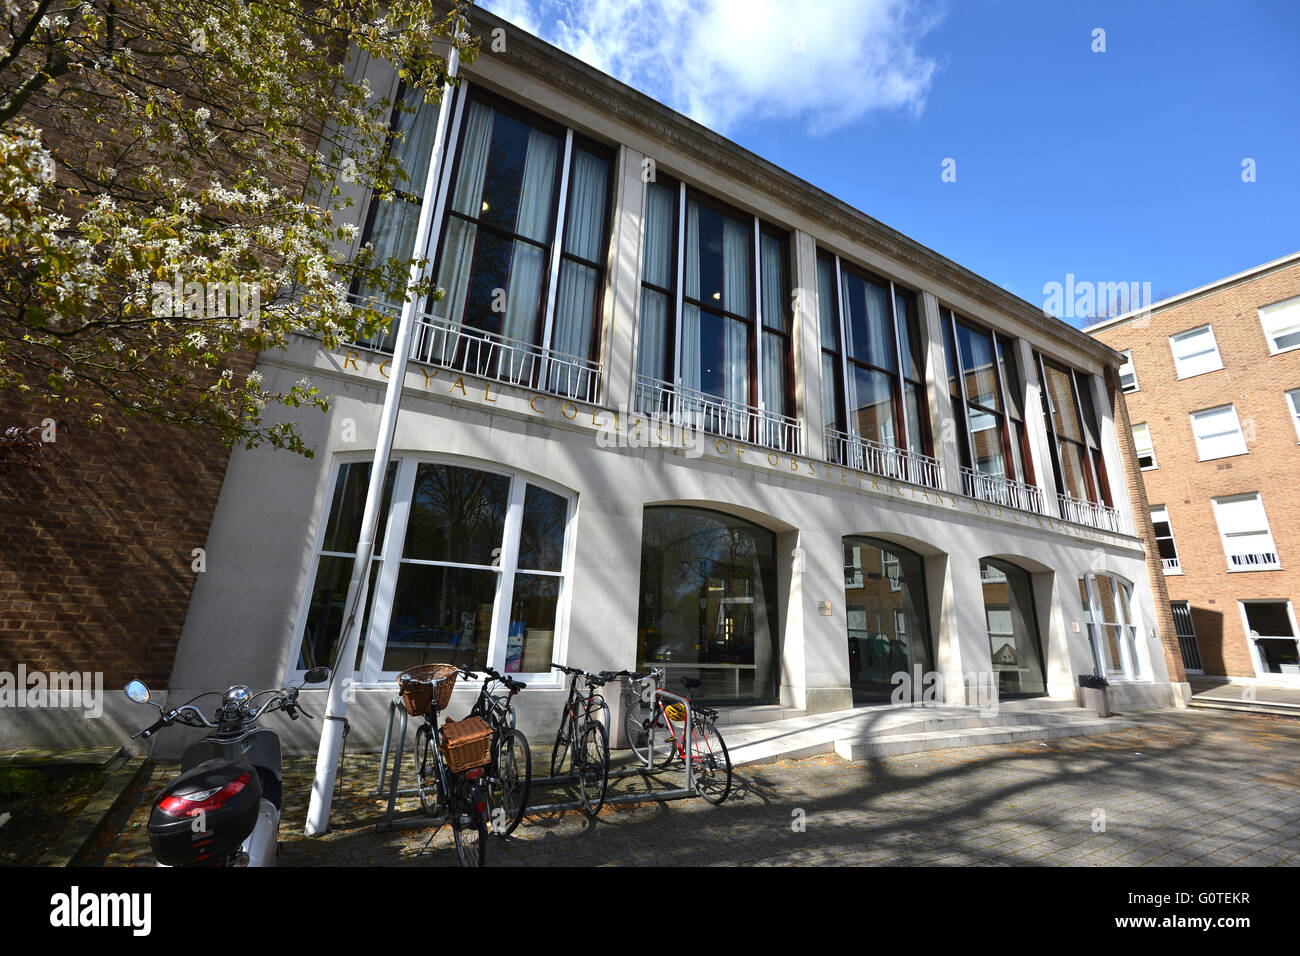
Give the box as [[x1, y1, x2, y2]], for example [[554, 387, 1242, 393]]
[[1077, 673, 1111, 717]]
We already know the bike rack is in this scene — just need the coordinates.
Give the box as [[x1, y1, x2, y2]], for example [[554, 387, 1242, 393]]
[[525, 685, 697, 814], [371, 684, 710, 828]]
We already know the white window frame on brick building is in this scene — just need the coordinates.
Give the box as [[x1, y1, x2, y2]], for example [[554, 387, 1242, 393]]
[[1169, 324, 1223, 379], [1259, 295, 1300, 355], [1132, 422, 1156, 469], [1212, 493, 1280, 572], [1118, 349, 1139, 392], [1150, 504, 1181, 574], [1286, 388, 1300, 442], [1190, 403, 1248, 460]]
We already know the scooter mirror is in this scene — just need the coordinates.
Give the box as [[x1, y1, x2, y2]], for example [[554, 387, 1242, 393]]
[[124, 680, 150, 704], [303, 667, 330, 685]]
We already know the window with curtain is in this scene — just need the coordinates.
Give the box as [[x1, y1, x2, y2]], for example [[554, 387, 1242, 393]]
[[1260, 296, 1300, 354], [1132, 422, 1156, 469], [294, 457, 575, 680], [352, 87, 613, 396], [1212, 493, 1280, 570], [1169, 324, 1223, 378], [942, 309, 1029, 486], [819, 252, 929, 456], [1190, 404, 1248, 460], [353, 84, 441, 345], [1035, 354, 1111, 506], [635, 181, 793, 433]]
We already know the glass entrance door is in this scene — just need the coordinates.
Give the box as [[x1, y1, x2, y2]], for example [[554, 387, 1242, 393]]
[[842, 536, 933, 703], [979, 558, 1047, 698]]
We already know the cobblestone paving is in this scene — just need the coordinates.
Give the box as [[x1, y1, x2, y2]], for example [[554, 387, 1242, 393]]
[[80, 710, 1300, 866]]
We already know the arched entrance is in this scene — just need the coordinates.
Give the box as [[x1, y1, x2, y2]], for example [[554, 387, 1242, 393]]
[[979, 558, 1047, 698], [842, 536, 933, 703], [636, 507, 779, 704]]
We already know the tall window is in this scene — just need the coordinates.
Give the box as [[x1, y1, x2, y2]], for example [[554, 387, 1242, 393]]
[[1190, 404, 1247, 460], [636, 507, 779, 704], [1240, 601, 1300, 675], [943, 310, 1030, 490], [635, 179, 793, 440], [1260, 295, 1300, 354], [842, 537, 932, 703], [1035, 355, 1111, 508], [1078, 572, 1144, 680], [1170, 324, 1223, 378], [819, 251, 930, 460], [1150, 505, 1180, 573], [294, 457, 574, 680], [355, 87, 613, 399], [1132, 422, 1156, 469], [1212, 493, 1280, 571], [980, 558, 1046, 698]]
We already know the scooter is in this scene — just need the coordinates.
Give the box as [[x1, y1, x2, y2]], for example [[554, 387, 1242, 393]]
[[124, 667, 329, 867]]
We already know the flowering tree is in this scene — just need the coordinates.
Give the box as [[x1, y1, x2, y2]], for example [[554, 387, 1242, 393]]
[[0, 0, 477, 455]]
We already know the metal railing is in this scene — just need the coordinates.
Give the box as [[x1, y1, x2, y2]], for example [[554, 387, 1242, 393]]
[[634, 375, 803, 454], [961, 467, 1047, 514], [1229, 552, 1280, 570], [823, 426, 946, 490], [347, 298, 603, 405], [1057, 494, 1125, 533], [1161, 557, 1181, 573]]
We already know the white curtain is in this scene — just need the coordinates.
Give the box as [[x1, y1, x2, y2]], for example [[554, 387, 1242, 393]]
[[762, 330, 786, 417], [724, 315, 749, 409], [432, 102, 493, 362], [637, 288, 668, 383], [684, 200, 700, 301], [681, 303, 701, 392], [500, 128, 558, 379], [843, 272, 894, 368], [641, 181, 674, 288], [760, 234, 786, 332], [722, 215, 752, 318], [550, 148, 608, 393]]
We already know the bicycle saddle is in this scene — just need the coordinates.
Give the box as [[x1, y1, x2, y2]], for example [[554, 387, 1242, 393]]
[[681, 676, 701, 689]]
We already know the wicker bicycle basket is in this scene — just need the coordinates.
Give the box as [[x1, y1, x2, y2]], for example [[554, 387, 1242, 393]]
[[440, 716, 494, 773], [397, 663, 458, 717]]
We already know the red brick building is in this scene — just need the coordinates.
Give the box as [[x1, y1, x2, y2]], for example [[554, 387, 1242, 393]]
[[1087, 252, 1300, 686]]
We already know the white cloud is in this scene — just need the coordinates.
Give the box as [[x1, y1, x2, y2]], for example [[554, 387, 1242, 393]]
[[479, 0, 944, 134]]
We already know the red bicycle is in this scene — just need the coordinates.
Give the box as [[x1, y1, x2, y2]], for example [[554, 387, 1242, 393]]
[[621, 667, 731, 805]]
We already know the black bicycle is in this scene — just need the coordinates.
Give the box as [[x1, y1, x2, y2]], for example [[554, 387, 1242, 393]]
[[405, 665, 490, 867], [549, 663, 611, 816], [467, 666, 532, 837]]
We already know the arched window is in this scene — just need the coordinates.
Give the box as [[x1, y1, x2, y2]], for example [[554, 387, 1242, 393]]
[[636, 507, 779, 704], [980, 559, 1046, 697], [294, 456, 573, 681], [842, 536, 933, 702]]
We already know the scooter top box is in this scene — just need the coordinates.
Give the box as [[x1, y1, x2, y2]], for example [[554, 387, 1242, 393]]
[[147, 758, 264, 866]]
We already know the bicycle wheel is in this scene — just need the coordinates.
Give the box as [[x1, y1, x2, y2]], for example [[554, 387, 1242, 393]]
[[690, 720, 732, 805], [576, 720, 609, 817], [414, 723, 444, 817], [490, 728, 531, 836], [624, 701, 675, 769], [450, 775, 488, 867]]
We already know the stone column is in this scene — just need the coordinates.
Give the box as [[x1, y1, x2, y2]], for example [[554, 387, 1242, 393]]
[[1016, 337, 1061, 514], [920, 292, 961, 494], [602, 145, 646, 412]]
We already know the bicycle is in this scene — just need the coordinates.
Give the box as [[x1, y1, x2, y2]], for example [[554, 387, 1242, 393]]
[[467, 666, 532, 837], [402, 664, 491, 867], [548, 662, 611, 816], [622, 667, 732, 805]]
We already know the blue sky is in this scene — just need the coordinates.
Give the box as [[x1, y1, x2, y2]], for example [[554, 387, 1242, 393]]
[[480, 0, 1300, 323]]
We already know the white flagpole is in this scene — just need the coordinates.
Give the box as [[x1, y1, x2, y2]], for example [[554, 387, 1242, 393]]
[[305, 44, 461, 837]]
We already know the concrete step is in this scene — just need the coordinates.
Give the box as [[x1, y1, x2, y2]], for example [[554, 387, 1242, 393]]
[[713, 705, 805, 726], [835, 718, 1135, 760], [1188, 698, 1300, 718]]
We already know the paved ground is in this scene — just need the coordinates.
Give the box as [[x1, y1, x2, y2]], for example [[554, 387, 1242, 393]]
[[80, 709, 1300, 866]]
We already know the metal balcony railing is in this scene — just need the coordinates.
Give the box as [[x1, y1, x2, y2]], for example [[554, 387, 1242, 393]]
[[347, 298, 603, 405], [1161, 557, 1181, 573], [1229, 552, 1280, 570], [823, 426, 945, 491], [1057, 494, 1125, 533], [961, 467, 1047, 515], [634, 376, 803, 454]]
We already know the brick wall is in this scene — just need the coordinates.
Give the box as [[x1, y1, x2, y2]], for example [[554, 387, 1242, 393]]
[[0, 378, 249, 688], [1093, 259, 1300, 678]]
